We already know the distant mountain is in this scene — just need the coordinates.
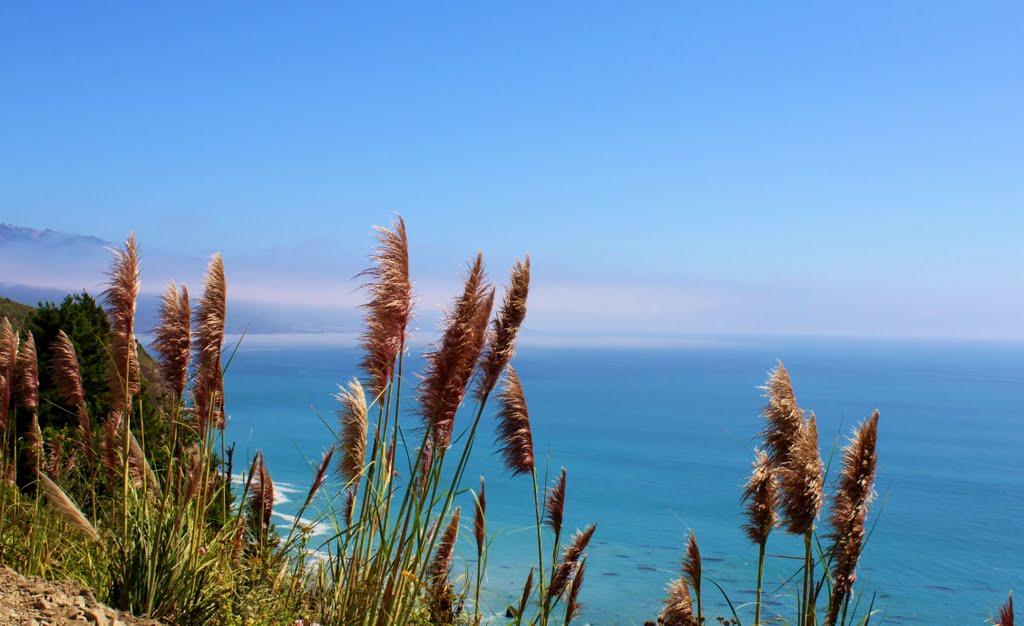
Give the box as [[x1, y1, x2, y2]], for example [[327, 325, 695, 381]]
[[0, 223, 363, 334], [0, 223, 109, 248]]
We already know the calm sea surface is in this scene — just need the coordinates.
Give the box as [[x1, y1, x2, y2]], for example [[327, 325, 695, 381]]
[[218, 335, 1023, 625]]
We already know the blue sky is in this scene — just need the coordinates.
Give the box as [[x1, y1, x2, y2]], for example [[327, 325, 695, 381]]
[[2, 3, 1022, 339]]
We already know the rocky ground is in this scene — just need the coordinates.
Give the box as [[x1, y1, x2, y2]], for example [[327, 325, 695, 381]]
[[0, 566, 162, 626]]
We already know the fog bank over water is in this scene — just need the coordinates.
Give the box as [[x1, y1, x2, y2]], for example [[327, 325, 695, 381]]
[[4, 223, 1022, 341]]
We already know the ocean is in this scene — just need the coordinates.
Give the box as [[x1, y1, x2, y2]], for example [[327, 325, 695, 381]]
[[219, 334, 1023, 625]]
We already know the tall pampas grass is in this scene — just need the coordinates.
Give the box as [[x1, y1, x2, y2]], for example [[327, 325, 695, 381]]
[[825, 411, 880, 626], [778, 413, 824, 625], [548, 524, 596, 601], [360, 216, 414, 398], [544, 468, 566, 537], [742, 449, 777, 545], [0, 318, 18, 429], [429, 507, 461, 589], [743, 448, 777, 625], [778, 414, 824, 535], [103, 235, 141, 411], [248, 452, 274, 540], [564, 557, 587, 624], [305, 447, 335, 508], [153, 282, 191, 400], [51, 330, 85, 407], [426, 508, 462, 623], [336, 378, 368, 484], [495, 366, 535, 476], [193, 254, 227, 430], [37, 471, 100, 542], [51, 330, 92, 462], [128, 431, 162, 498], [683, 531, 702, 623], [0, 374, 7, 437], [419, 254, 493, 449], [25, 412, 44, 475], [476, 257, 530, 401], [16, 331, 39, 411], [761, 361, 804, 468], [474, 477, 486, 559], [659, 577, 697, 626], [0, 317, 16, 379], [342, 487, 356, 528], [997, 593, 1014, 626]]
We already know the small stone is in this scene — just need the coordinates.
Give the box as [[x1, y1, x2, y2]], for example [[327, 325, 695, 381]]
[[83, 608, 107, 626]]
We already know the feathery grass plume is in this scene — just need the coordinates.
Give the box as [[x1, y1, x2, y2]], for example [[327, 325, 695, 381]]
[[743, 450, 776, 626], [193, 253, 227, 430], [517, 568, 535, 621], [51, 333, 95, 464], [51, 330, 85, 407], [778, 414, 824, 535], [103, 234, 141, 410], [230, 517, 246, 566], [682, 531, 702, 620], [549, 524, 597, 600], [476, 257, 530, 401], [359, 216, 413, 398], [825, 411, 880, 626], [248, 452, 274, 538], [564, 557, 587, 624], [16, 331, 39, 411], [0, 374, 7, 436], [761, 361, 805, 468], [45, 437, 65, 480], [429, 507, 462, 588], [997, 592, 1014, 626], [182, 444, 203, 504], [658, 578, 697, 626], [495, 366, 535, 476], [101, 414, 122, 481], [335, 378, 368, 484], [342, 486, 356, 528], [153, 282, 191, 399], [304, 446, 335, 508], [0, 318, 18, 428], [37, 472, 100, 542], [128, 431, 162, 498], [51, 334, 94, 463], [0, 317, 16, 377], [419, 253, 494, 449], [545, 467, 567, 536], [474, 477, 486, 557], [25, 412, 44, 475], [742, 449, 778, 544], [417, 437, 435, 493]]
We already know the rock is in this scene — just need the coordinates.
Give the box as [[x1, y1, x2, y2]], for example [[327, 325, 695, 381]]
[[83, 608, 108, 626]]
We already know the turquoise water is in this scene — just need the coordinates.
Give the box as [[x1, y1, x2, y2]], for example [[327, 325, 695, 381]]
[[219, 335, 1023, 625]]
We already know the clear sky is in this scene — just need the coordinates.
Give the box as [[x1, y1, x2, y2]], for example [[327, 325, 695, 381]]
[[2, 3, 1022, 339]]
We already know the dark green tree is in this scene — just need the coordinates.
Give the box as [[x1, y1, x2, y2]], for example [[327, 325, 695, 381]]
[[27, 292, 112, 429]]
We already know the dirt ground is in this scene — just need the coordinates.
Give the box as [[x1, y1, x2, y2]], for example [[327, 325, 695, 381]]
[[0, 566, 162, 626]]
